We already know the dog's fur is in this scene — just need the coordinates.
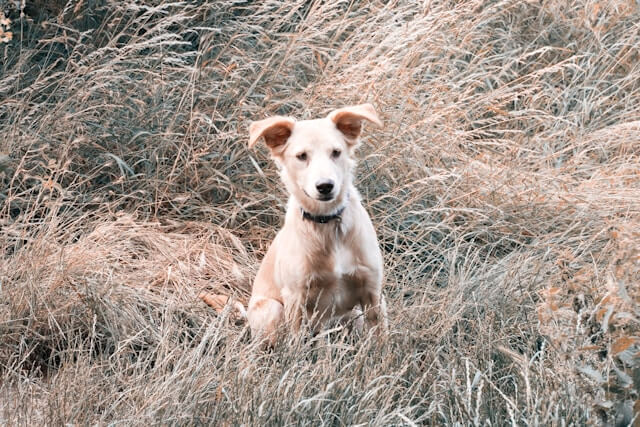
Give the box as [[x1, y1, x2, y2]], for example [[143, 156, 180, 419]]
[[244, 104, 387, 346]]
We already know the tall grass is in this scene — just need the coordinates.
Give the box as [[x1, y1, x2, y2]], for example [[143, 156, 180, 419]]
[[1, 0, 639, 424]]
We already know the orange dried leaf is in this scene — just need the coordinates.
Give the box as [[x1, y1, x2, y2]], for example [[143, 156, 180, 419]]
[[314, 50, 325, 68], [612, 337, 636, 355], [199, 292, 229, 313], [578, 345, 601, 352], [596, 306, 608, 321], [486, 105, 508, 115]]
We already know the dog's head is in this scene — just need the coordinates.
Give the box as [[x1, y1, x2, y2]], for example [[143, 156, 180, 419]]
[[248, 104, 382, 214]]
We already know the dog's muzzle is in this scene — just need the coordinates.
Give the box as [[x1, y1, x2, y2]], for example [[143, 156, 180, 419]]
[[315, 179, 335, 201]]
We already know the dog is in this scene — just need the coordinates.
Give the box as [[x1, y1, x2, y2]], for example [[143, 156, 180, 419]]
[[243, 104, 387, 346]]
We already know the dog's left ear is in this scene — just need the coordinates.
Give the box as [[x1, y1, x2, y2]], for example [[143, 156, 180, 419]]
[[328, 103, 383, 143]]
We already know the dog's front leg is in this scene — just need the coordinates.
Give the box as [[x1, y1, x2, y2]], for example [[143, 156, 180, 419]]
[[361, 291, 388, 334], [247, 297, 285, 348], [284, 296, 303, 333]]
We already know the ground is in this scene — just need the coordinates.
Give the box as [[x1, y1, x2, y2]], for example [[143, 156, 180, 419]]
[[1, 0, 639, 424]]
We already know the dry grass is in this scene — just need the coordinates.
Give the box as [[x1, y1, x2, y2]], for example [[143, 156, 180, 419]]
[[1, 0, 639, 424]]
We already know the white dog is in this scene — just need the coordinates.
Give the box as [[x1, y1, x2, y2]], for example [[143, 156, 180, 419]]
[[243, 104, 387, 346]]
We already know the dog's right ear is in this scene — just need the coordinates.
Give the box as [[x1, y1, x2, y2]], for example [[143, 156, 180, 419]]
[[248, 116, 296, 152]]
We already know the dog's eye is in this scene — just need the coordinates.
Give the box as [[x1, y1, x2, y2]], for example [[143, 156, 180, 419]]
[[296, 152, 307, 162], [331, 149, 341, 159]]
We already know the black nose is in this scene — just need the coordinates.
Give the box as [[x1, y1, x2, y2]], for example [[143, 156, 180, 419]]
[[316, 180, 334, 195]]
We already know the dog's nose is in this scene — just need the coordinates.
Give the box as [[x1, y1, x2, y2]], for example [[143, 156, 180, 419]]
[[316, 180, 334, 195]]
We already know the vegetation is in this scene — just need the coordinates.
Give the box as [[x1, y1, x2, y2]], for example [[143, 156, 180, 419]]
[[1, 0, 639, 424]]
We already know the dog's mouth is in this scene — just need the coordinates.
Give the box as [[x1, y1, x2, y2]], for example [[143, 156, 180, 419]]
[[303, 189, 334, 202]]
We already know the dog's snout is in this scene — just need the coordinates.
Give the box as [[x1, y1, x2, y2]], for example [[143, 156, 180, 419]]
[[316, 180, 334, 195]]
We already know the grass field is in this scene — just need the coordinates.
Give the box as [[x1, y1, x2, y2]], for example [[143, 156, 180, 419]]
[[1, 0, 639, 424]]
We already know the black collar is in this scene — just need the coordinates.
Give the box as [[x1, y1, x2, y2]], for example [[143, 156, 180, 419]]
[[301, 205, 346, 224]]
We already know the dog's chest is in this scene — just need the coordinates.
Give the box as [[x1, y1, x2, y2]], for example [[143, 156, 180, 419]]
[[304, 243, 368, 310]]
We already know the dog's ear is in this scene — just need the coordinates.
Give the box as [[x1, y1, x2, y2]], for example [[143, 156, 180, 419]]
[[248, 116, 296, 152], [327, 103, 382, 143]]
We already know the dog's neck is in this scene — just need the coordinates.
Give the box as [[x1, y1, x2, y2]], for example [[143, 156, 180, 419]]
[[287, 188, 355, 232], [300, 193, 349, 224]]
